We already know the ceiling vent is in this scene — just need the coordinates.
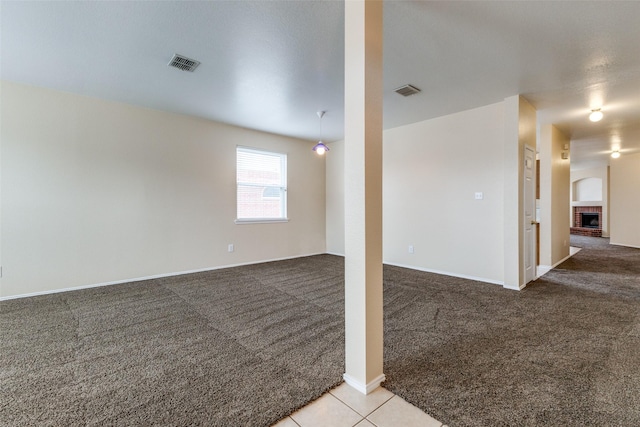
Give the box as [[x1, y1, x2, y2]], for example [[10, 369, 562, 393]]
[[168, 54, 200, 72], [394, 84, 421, 97]]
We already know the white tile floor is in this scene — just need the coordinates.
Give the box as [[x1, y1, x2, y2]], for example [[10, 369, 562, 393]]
[[271, 383, 446, 427]]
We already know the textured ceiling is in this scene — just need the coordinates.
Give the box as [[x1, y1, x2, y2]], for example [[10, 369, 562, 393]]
[[2, 1, 640, 170]]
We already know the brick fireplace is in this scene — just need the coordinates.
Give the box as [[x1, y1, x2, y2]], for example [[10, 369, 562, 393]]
[[570, 206, 602, 237]]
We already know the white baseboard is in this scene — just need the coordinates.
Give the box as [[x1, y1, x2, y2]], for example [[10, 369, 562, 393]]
[[343, 373, 386, 395], [311, 255, 506, 289], [553, 253, 574, 267], [537, 265, 552, 277], [325, 251, 345, 257], [535, 249, 580, 281], [384, 261, 504, 287], [0, 252, 326, 301], [502, 283, 525, 291], [609, 241, 640, 249]]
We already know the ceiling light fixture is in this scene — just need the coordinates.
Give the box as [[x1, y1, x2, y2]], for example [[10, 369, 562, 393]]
[[312, 111, 330, 155], [611, 150, 620, 159], [589, 108, 603, 122]]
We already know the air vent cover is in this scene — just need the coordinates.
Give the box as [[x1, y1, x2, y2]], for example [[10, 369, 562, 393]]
[[168, 54, 200, 72], [395, 84, 421, 97]]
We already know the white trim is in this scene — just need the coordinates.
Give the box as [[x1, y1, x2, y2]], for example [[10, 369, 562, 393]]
[[343, 373, 386, 395], [310, 254, 506, 287], [383, 261, 504, 287], [610, 241, 640, 249], [234, 218, 289, 224], [0, 252, 325, 301], [552, 253, 574, 268], [236, 146, 288, 221], [503, 283, 525, 291], [537, 265, 552, 277], [536, 248, 581, 280]]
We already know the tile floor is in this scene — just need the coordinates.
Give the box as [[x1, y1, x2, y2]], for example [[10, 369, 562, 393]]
[[271, 383, 446, 427]]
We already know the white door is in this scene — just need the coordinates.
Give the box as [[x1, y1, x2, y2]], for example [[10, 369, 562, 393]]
[[524, 145, 536, 284]]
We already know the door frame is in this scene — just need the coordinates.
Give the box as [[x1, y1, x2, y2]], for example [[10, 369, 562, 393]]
[[524, 144, 537, 284]]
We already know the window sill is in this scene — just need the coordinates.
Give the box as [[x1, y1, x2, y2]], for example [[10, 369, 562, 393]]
[[234, 218, 289, 225]]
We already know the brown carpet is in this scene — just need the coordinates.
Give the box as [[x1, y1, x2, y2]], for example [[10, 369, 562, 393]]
[[0, 255, 345, 426], [383, 235, 640, 426], [1, 236, 638, 426]]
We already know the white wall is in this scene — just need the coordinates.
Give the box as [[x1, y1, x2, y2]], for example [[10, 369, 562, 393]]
[[0, 81, 326, 298], [326, 140, 344, 255], [539, 124, 570, 268], [570, 167, 609, 236], [574, 178, 602, 202], [610, 152, 640, 248], [327, 102, 506, 284]]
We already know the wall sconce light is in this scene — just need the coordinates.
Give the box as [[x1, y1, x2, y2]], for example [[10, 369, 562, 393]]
[[589, 108, 603, 122], [312, 111, 330, 155], [611, 150, 620, 159]]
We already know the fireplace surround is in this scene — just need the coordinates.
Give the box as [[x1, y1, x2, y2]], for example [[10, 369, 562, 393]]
[[580, 212, 599, 228], [571, 206, 602, 237]]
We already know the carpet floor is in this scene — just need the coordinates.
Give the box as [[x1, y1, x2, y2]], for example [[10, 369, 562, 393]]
[[382, 235, 640, 426], [1, 235, 638, 426], [0, 255, 346, 426]]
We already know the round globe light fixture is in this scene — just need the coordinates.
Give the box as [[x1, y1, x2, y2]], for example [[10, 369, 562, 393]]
[[589, 109, 603, 122], [312, 141, 329, 155]]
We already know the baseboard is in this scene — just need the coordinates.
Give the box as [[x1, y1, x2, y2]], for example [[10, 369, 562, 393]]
[[536, 250, 578, 281], [537, 265, 552, 277], [314, 256, 506, 289], [343, 373, 386, 395], [502, 283, 526, 291], [384, 261, 504, 287], [325, 251, 345, 257], [551, 252, 574, 269], [0, 252, 326, 301], [609, 241, 640, 249]]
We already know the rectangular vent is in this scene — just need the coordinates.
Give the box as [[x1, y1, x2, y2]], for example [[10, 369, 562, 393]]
[[168, 54, 200, 72], [394, 84, 421, 97]]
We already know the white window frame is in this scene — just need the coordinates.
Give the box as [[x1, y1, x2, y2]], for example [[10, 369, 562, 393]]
[[235, 146, 288, 224]]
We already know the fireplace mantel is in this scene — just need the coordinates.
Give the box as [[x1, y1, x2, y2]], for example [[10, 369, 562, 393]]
[[571, 201, 603, 207]]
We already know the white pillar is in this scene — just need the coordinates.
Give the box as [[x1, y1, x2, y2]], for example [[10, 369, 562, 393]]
[[343, 0, 385, 394]]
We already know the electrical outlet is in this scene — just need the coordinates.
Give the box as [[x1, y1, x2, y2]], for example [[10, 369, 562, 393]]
[[408, 245, 414, 254], [228, 244, 234, 253], [475, 192, 484, 200]]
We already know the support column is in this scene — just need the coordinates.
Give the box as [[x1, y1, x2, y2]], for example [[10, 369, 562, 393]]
[[343, 0, 384, 394]]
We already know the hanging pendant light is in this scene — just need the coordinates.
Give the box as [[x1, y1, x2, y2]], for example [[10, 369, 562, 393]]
[[312, 111, 330, 155]]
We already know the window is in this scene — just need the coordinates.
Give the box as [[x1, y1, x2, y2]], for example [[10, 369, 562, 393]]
[[236, 147, 287, 222]]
